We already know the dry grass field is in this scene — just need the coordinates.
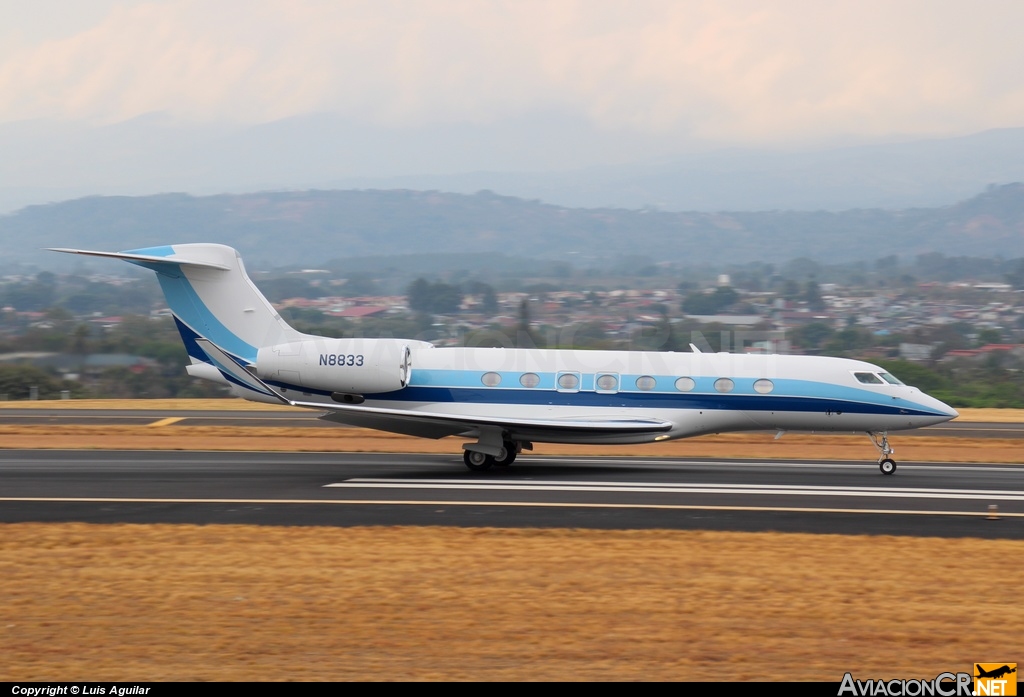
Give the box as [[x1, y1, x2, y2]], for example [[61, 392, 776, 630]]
[[1, 400, 1021, 681], [2, 524, 1021, 682], [1, 426, 1023, 463]]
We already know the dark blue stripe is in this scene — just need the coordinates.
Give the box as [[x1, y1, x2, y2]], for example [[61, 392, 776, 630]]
[[173, 316, 208, 363]]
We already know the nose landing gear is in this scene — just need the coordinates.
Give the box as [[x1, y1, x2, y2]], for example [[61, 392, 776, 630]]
[[868, 432, 897, 475]]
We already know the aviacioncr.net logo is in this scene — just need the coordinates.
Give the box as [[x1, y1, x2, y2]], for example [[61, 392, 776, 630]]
[[838, 672, 973, 696]]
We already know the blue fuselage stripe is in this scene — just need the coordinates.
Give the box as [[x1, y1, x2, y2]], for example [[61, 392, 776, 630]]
[[265, 380, 942, 417], [375, 386, 937, 416]]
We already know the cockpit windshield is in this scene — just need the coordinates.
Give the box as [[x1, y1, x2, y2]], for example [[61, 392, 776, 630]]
[[879, 372, 904, 385], [854, 371, 905, 386]]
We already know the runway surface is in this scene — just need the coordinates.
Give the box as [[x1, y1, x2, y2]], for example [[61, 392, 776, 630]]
[[0, 408, 1020, 437], [1, 450, 1022, 538]]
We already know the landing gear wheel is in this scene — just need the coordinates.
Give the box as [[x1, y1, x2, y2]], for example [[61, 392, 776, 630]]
[[867, 432, 897, 475], [494, 441, 518, 467], [463, 450, 494, 471]]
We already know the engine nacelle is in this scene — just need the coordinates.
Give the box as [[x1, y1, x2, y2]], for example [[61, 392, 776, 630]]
[[255, 338, 429, 394]]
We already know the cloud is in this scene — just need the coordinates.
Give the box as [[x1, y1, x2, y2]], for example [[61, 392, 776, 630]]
[[1, 0, 1023, 144]]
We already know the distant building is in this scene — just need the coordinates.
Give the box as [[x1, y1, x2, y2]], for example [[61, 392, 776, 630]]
[[899, 343, 933, 362], [325, 306, 388, 321], [683, 315, 764, 326]]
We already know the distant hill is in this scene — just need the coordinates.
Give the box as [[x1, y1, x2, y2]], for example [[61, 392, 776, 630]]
[[5, 115, 1024, 214], [4, 184, 1024, 272]]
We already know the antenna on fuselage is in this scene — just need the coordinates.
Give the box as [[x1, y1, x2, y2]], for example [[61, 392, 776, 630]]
[[689, 343, 703, 354]]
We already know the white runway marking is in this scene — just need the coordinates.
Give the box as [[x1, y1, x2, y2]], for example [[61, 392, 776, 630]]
[[515, 458, 1024, 472], [327, 478, 1024, 501]]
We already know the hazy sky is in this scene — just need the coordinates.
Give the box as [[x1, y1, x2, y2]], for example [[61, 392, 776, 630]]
[[2, 0, 1023, 147]]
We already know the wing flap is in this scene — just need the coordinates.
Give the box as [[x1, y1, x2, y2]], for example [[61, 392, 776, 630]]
[[307, 398, 674, 435]]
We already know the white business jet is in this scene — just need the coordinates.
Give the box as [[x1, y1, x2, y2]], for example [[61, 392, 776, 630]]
[[52, 244, 958, 474]]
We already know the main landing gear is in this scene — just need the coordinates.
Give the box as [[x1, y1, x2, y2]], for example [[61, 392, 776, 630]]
[[463, 440, 519, 471], [867, 432, 897, 475]]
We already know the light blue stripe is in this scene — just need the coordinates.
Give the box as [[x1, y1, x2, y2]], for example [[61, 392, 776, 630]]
[[411, 370, 557, 390], [123, 245, 176, 257]]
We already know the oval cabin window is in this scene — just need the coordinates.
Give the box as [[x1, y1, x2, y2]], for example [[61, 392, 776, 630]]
[[675, 377, 695, 392], [520, 373, 541, 388], [557, 373, 580, 390]]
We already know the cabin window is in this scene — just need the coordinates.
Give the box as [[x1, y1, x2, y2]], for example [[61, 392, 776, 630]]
[[674, 377, 695, 392], [879, 372, 904, 385], [557, 372, 580, 391], [714, 378, 734, 393], [481, 372, 501, 387], [635, 376, 656, 391], [753, 378, 774, 394], [854, 372, 884, 385], [520, 372, 541, 388], [596, 374, 619, 392]]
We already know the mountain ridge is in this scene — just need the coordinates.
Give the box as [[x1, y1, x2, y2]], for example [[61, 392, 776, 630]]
[[5, 184, 1024, 272]]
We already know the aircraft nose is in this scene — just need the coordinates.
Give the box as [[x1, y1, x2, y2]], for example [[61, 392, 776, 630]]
[[925, 393, 958, 422]]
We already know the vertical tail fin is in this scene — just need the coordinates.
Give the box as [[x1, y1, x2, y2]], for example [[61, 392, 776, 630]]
[[51, 244, 302, 364]]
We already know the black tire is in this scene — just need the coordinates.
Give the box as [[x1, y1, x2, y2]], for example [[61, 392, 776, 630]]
[[879, 458, 897, 475], [494, 441, 518, 467], [464, 450, 494, 471]]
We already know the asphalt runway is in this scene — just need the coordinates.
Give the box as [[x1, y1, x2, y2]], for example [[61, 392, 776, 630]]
[[0, 408, 1020, 437], [1, 450, 1022, 538], [0, 408, 338, 428]]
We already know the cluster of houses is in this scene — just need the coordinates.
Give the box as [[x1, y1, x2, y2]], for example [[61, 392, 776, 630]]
[[3, 277, 1023, 379], [272, 279, 1024, 360]]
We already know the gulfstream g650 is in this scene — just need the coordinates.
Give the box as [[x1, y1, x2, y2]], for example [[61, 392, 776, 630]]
[[53, 244, 957, 473]]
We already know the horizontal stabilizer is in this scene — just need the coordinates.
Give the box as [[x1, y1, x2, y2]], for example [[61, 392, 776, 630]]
[[48, 247, 231, 270]]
